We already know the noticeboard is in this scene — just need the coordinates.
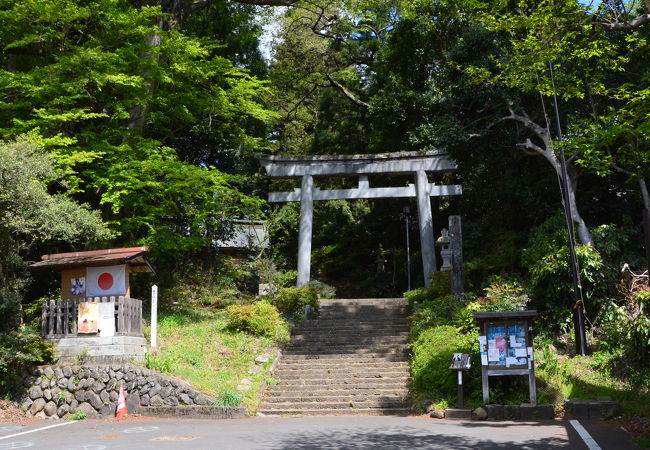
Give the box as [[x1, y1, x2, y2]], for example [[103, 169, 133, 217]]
[[474, 310, 538, 404]]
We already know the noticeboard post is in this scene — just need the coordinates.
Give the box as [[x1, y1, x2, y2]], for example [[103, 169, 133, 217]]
[[474, 310, 538, 404]]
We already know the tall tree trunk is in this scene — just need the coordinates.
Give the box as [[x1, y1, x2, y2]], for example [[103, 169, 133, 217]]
[[503, 104, 595, 246], [639, 173, 650, 210], [567, 176, 594, 246], [127, 15, 163, 134]]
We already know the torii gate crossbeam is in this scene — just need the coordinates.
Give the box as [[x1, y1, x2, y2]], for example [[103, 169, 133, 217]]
[[260, 151, 462, 288]]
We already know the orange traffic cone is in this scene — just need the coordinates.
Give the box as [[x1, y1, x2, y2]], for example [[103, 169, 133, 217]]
[[115, 384, 127, 419]]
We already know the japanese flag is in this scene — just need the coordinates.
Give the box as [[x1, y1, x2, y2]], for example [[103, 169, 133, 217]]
[[86, 265, 127, 297]]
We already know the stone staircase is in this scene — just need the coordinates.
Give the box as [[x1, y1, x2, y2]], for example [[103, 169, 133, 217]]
[[259, 298, 412, 416]]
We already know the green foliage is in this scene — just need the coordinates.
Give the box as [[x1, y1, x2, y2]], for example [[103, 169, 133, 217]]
[[599, 290, 650, 365], [0, 137, 109, 366], [409, 295, 463, 340], [0, 327, 54, 393], [270, 287, 319, 319], [72, 348, 89, 366], [404, 271, 452, 308], [468, 276, 531, 312], [522, 214, 605, 309], [225, 301, 289, 342], [145, 352, 173, 374], [67, 410, 87, 421], [464, 232, 524, 291], [0, 0, 271, 257], [627, 291, 650, 365], [306, 280, 336, 299], [410, 325, 480, 406], [160, 259, 254, 310], [213, 389, 242, 407]]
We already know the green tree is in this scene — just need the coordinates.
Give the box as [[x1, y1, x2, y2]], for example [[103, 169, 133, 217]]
[[0, 0, 272, 259], [460, 0, 650, 245], [0, 136, 110, 330]]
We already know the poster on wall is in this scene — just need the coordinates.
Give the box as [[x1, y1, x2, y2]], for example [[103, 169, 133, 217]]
[[86, 265, 126, 297], [71, 277, 85, 296], [78, 302, 99, 333]]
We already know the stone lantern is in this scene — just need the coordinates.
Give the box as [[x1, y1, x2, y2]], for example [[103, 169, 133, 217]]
[[436, 228, 452, 271]]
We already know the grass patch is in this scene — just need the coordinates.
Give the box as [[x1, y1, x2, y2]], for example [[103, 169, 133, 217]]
[[535, 347, 650, 417], [143, 308, 281, 413]]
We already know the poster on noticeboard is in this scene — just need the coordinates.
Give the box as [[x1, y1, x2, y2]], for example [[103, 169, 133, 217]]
[[486, 323, 527, 367]]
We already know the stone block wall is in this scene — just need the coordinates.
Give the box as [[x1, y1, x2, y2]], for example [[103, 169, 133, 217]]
[[15, 364, 215, 420]]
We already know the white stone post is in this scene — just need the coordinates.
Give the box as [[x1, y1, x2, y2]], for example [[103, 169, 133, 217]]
[[415, 170, 437, 286], [297, 174, 314, 287], [151, 284, 158, 350]]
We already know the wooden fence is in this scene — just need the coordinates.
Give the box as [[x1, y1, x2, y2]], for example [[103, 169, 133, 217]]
[[42, 296, 143, 338]]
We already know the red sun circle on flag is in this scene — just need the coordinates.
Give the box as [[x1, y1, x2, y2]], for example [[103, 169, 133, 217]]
[[97, 273, 114, 290]]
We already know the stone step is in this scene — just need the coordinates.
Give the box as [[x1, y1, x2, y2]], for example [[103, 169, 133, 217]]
[[291, 327, 409, 336], [281, 352, 408, 359], [258, 408, 411, 416], [270, 377, 410, 387], [293, 320, 408, 329], [262, 395, 408, 404], [288, 337, 409, 346], [277, 360, 409, 368], [274, 370, 410, 380], [263, 298, 411, 416], [274, 363, 410, 372], [316, 307, 408, 320], [284, 344, 408, 352], [260, 399, 409, 409], [291, 328, 409, 336], [264, 387, 409, 396], [290, 331, 410, 338], [279, 353, 409, 361], [319, 298, 407, 305]]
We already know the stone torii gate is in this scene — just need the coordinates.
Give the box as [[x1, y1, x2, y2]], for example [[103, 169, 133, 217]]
[[260, 151, 462, 287]]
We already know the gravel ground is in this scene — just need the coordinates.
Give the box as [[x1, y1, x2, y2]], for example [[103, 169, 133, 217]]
[[0, 400, 30, 423]]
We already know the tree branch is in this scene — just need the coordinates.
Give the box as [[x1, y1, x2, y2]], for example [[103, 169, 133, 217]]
[[596, 13, 650, 31], [516, 138, 547, 157], [325, 72, 369, 108], [611, 162, 634, 176]]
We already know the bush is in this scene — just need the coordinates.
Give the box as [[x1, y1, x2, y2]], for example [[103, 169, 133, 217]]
[[409, 295, 463, 340], [469, 276, 531, 312], [626, 290, 650, 365], [307, 280, 336, 299], [161, 260, 253, 310], [0, 326, 54, 393], [522, 214, 605, 311], [213, 389, 242, 407], [404, 271, 452, 308], [411, 325, 480, 405], [225, 301, 289, 342], [271, 287, 319, 318]]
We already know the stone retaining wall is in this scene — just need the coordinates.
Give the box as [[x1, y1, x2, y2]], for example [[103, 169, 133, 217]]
[[16, 364, 215, 420]]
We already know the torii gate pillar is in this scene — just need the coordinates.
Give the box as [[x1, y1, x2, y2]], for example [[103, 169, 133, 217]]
[[416, 170, 437, 286], [297, 175, 314, 287]]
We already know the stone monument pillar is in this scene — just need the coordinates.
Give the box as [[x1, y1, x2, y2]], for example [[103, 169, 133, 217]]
[[449, 215, 464, 297]]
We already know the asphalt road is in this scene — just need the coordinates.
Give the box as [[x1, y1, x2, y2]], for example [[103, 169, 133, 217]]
[[0, 415, 639, 450]]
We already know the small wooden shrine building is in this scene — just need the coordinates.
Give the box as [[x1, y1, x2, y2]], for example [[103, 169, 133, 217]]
[[30, 247, 154, 363]]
